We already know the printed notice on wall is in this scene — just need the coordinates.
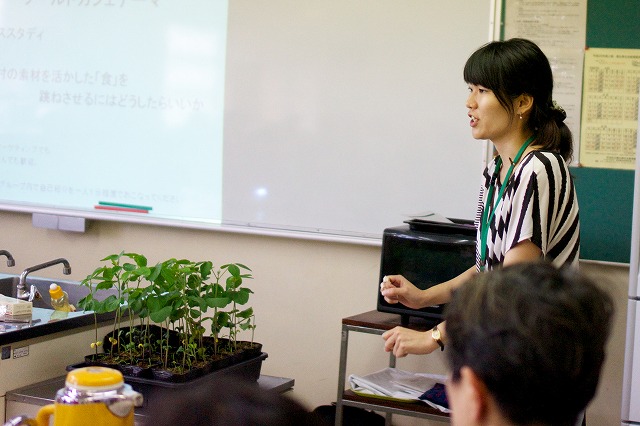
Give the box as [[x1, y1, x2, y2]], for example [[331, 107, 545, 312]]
[[579, 48, 640, 170], [504, 0, 587, 166]]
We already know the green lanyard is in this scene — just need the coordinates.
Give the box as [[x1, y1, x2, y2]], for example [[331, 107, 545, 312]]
[[479, 135, 535, 271]]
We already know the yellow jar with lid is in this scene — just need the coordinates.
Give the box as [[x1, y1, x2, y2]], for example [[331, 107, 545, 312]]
[[34, 367, 143, 426]]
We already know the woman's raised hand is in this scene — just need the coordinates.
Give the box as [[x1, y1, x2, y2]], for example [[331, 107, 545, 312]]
[[379, 275, 425, 309]]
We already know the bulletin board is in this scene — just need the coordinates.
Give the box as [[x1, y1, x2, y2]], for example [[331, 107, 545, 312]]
[[573, 0, 640, 263], [503, 0, 640, 263]]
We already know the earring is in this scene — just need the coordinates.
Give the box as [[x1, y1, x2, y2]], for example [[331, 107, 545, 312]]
[[519, 113, 523, 120]]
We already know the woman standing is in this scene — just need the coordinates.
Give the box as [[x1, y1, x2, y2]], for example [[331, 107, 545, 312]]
[[380, 38, 580, 357]]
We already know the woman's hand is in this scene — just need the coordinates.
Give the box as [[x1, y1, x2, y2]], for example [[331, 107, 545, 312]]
[[382, 326, 439, 357], [382, 266, 478, 308], [379, 275, 426, 309]]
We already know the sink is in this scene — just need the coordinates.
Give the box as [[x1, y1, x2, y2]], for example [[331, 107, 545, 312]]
[[0, 272, 124, 347], [0, 274, 117, 309], [0, 274, 123, 423]]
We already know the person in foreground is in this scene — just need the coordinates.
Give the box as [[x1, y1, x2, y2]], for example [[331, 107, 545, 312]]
[[146, 378, 327, 426], [444, 262, 614, 426], [381, 37, 580, 357]]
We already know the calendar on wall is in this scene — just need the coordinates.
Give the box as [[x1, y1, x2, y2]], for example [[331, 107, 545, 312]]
[[579, 48, 640, 170]]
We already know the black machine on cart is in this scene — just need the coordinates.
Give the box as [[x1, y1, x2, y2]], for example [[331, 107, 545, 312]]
[[377, 218, 476, 326]]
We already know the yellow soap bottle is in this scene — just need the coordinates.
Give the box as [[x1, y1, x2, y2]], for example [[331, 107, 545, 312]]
[[49, 283, 71, 312]]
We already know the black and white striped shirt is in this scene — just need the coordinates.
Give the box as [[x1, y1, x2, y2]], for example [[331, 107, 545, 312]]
[[475, 151, 580, 271]]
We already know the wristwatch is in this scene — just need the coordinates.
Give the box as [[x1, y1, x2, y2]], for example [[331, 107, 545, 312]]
[[431, 325, 444, 351]]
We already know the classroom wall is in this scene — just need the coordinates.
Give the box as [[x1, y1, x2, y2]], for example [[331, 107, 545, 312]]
[[0, 210, 629, 425]]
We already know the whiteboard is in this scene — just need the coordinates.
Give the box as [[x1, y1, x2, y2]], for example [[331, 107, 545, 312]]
[[0, 0, 492, 242]]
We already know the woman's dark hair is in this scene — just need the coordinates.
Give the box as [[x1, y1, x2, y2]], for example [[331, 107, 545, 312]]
[[464, 38, 573, 162]]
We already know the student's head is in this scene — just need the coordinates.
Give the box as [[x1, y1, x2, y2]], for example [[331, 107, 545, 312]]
[[464, 38, 573, 162], [444, 261, 614, 426], [147, 378, 326, 426]]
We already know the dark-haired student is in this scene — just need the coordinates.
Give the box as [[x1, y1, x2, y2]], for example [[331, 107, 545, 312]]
[[145, 379, 327, 426], [444, 261, 613, 426]]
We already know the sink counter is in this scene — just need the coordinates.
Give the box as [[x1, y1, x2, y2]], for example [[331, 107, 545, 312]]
[[0, 307, 113, 346], [0, 273, 119, 422], [0, 272, 118, 346]]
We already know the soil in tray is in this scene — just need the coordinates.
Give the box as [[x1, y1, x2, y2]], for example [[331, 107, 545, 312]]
[[70, 352, 268, 387], [80, 325, 263, 383]]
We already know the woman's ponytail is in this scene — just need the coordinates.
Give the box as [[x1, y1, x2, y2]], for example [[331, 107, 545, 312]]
[[533, 100, 573, 163]]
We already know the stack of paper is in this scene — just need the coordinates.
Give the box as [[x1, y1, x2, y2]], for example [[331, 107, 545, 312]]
[[0, 294, 33, 316], [404, 211, 453, 223], [348, 367, 450, 413]]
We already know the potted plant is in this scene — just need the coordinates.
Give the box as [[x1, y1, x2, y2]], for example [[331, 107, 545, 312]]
[[77, 251, 262, 383]]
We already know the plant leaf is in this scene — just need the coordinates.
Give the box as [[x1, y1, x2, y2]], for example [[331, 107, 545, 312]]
[[230, 288, 252, 305], [149, 306, 173, 323], [128, 253, 148, 267], [211, 294, 232, 308], [103, 295, 122, 312], [226, 263, 241, 276], [237, 307, 254, 319], [148, 263, 163, 281], [95, 280, 115, 290], [77, 294, 94, 311]]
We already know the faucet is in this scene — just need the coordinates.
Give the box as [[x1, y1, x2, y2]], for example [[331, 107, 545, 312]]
[[0, 250, 15, 267], [17, 258, 71, 301]]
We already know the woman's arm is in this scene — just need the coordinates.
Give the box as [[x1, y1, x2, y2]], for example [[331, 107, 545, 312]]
[[503, 239, 542, 266], [380, 266, 477, 358], [381, 265, 477, 308]]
